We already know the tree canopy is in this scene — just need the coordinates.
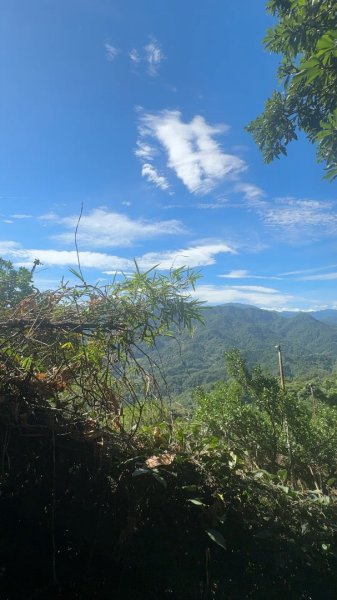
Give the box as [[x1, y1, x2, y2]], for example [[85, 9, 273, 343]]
[[0, 258, 34, 308], [247, 0, 337, 180]]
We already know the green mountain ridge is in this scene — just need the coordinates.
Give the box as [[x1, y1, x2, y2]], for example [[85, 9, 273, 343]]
[[148, 304, 337, 394]]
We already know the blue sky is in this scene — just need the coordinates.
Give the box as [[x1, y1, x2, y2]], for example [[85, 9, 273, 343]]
[[1, 0, 337, 311]]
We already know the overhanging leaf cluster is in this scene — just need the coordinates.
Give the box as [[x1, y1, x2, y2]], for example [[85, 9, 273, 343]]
[[247, 0, 337, 179]]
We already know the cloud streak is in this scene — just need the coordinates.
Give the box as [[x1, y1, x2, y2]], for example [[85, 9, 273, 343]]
[[280, 264, 337, 276], [104, 43, 120, 61], [128, 38, 165, 75], [239, 192, 337, 238], [191, 284, 294, 309], [218, 269, 281, 280], [129, 48, 141, 65], [144, 39, 165, 76], [0, 241, 235, 273], [141, 163, 170, 191], [104, 38, 164, 75], [134, 141, 156, 160], [235, 183, 265, 202], [40, 208, 184, 248], [264, 198, 337, 235], [297, 272, 337, 281], [11, 214, 32, 219], [129, 242, 236, 271], [137, 110, 246, 194]]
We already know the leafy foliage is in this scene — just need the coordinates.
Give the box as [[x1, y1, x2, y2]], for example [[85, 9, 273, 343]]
[[191, 350, 337, 490], [247, 0, 337, 179], [0, 258, 34, 308], [1, 262, 337, 598], [0, 264, 203, 432], [2, 372, 337, 599]]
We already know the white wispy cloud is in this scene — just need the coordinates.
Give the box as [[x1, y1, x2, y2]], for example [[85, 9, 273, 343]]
[[264, 198, 337, 234], [141, 163, 170, 191], [0, 242, 132, 271], [195, 197, 231, 209], [246, 196, 337, 238], [219, 269, 250, 279], [219, 269, 281, 280], [235, 182, 265, 203], [191, 284, 294, 309], [134, 141, 156, 160], [103, 39, 164, 71], [104, 43, 120, 61], [4, 247, 132, 271], [0, 241, 21, 252], [280, 264, 337, 276], [129, 48, 141, 65], [128, 38, 164, 75], [159, 198, 232, 210], [40, 208, 184, 248], [38, 212, 59, 222], [144, 38, 165, 76], [236, 191, 337, 239], [0, 241, 234, 273], [297, 272, 337, 281], [137, 110, 246, 194], [129, 242, 236, 271], [11, 214, 32, 219]]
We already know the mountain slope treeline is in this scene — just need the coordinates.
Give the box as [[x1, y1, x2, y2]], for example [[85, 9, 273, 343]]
[[149, 304, 337, 395]]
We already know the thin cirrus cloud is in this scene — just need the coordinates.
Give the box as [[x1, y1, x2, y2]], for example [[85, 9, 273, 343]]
[[141, 163, 170, 191], [192, 284, 294, 309], [39, 208, 185, 248], [218, 269, 281, 280], [129, 38, 165, 75], [219, 269, 253, 279], [235, 182, 265, 203], [105, 38, 164, 76], [144, 39, 165, 76], [297, 272, 337, 281], [234, 181, 337, 239], [236, 189, 337, 237], [195, 197, 231, 210], [11, 214, 33, 219], [129, 48, 141, 65], [137, 110, 247, 195], [0, 244, 131, 271], [128, 242, 236, 271], [0, 241, 235, 273], [104, 43, 120, 61], [280, 264, 337, 277], [134, 141, 157, 160], [263, 198, 337, 236]]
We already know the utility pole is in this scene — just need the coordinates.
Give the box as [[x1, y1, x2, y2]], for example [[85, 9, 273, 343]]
[[309, 384, 317, 421], [275, 344, 285, 391], [275, 344, 294, 487]]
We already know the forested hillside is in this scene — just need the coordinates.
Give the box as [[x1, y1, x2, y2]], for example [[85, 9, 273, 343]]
[[148, 305, 337, 394]]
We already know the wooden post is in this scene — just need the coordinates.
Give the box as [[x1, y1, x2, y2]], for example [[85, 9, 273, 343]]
[[275, 344, 285, 391], [275, 344, 294, 487]]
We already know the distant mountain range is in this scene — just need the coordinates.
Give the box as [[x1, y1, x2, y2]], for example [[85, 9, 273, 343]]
[[148, 304, 337, 394]]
